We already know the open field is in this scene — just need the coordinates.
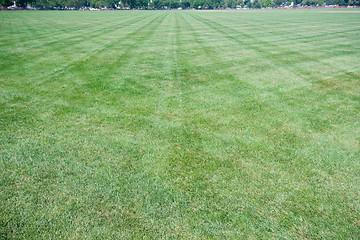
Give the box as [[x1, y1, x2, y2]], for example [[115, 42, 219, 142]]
[[1, 9, 360, 238]]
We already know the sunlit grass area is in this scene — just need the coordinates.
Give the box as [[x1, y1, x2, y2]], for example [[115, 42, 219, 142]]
[[1, 9, 359, 238]]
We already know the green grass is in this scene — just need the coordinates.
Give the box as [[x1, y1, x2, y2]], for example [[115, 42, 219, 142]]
[[1, 9, 359, 239]]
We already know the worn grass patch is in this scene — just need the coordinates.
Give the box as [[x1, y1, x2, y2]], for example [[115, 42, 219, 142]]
[[1, 9, 360, 239]]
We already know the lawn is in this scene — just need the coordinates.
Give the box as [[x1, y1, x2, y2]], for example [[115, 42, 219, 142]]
[[1, 9, 359, 239]]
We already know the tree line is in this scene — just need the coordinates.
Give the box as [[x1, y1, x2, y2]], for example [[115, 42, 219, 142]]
[[1, 0, 358, 10]]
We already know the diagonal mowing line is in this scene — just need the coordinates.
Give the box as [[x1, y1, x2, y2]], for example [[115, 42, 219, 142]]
[[0, 13, 81, 48], [0, 12, 60, 47], [203, 13, 360, 47], [0, 12, 101, 47], [186, 12, 360, 83], [35, 14, 153, 49], [189, 12, 358, 63], [183, 11, 359, 118], [176, 13, 241, 74], [36, 13, 166, 85], [173, 13, 308, 137], [160, 13, 248, 209], [0, 13, 154, 51], [73, 12, 170, 88], [183, 12, 359, 135], [40, 14, 153, 49], [173, 12, 184, 101]]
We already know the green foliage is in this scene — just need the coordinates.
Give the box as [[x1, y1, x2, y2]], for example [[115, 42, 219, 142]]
[[273, 0, 283, 6], [325, 0, 346, 5], [263, 0, 272, 7], [0, 0, 12, 6], [3, 0, 355, 9], [252, 0, 261, 7], [302, 0, 324, 6], [348, 0, 359, 5]]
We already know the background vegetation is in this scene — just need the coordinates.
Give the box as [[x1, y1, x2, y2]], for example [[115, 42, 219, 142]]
[[1, 9, 360, 239], [1, 0, 359, 9]]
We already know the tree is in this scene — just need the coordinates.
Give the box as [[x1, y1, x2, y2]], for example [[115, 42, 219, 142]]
[[180, 0, 190, 8], [0, 0, 12, 7], [252, 0, 261, 7], [272, 0, 282, 6], [302, 0, 324, 5], [263, 0, 272, 7], [348, 0, 359, 5]]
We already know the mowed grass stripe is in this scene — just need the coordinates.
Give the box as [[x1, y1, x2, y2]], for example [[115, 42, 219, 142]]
[[185, 11, 359, 142], [186, 10, 360, 105], [107, 13, 253, 236], [49, 12, 170, 100], [0, 12, 152, 48], [34, 12, 155, 49], [187, 10, 359, 66], [180, 11, 359, 232], [1, 12, 169, 135], [175, 12, 312, 169], [1, 11, 169, 127], [0, 12, 156, 62], [127, 12, 345, 237], [201, 10, 360, 58], [0, 11, 156, 80], [1, 12, 192, 239], [155, 11, 358, 238], [1, 10, 360, 239], [187, 11, 356, 69], [37, 12, 167, 84], [0, 12, 164, 89]]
